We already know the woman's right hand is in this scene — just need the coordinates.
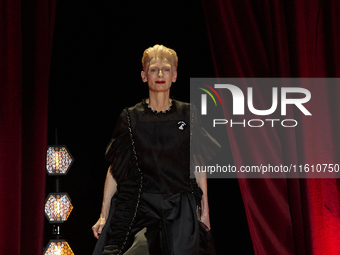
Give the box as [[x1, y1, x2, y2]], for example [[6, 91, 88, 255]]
[[92, 216, 107, 239], [92, 168, 117, 239]]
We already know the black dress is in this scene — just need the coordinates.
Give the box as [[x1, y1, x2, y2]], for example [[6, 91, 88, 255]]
[[92, 99, 218, 255]]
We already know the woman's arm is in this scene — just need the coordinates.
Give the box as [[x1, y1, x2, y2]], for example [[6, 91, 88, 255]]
[[92, 166, 117, 239], [195, 174, 211, 230]]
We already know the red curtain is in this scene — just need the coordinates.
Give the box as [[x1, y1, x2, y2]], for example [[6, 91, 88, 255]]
[[203, 0, 340, 254], [0, 0, 56, 254]]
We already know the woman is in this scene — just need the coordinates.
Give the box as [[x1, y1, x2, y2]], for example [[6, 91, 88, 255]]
[[92, 45, 218, 255]]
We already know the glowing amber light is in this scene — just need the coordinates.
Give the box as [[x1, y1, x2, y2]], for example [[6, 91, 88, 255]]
[[43, 240, 74, 255], [45, 193, 73, 223], [46, 146, 73, 175]]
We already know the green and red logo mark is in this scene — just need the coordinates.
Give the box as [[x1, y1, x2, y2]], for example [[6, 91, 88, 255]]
[[197, 82, 223, 115]]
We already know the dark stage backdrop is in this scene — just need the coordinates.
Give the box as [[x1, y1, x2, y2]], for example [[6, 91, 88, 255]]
[[203, 0, 340, 255], [45, 1, 252, 255], [0, 0, 56, 254], [8, 0, 340, 254]]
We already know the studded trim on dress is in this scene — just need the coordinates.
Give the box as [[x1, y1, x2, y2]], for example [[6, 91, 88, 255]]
[[117, 108, 144, 255], [189, 105, 195, 193], [189, 105, 203, 208], [142, 99, 173, 114]]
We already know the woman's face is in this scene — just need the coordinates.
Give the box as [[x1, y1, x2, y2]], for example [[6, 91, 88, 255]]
[[141, 57, 177, 93]]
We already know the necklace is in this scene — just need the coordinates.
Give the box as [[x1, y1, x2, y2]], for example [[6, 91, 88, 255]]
[[144, 98, 173, 113]]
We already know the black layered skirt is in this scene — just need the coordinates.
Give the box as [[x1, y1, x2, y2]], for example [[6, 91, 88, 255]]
[[92, 191, 214, 255]]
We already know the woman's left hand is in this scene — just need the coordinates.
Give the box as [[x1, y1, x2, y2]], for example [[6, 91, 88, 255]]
[[195, 176, 211, 231], [200, 213, 211, 231]]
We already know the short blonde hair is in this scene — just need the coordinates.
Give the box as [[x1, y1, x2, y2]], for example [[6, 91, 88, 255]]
[[142, 44, 178, 71]]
